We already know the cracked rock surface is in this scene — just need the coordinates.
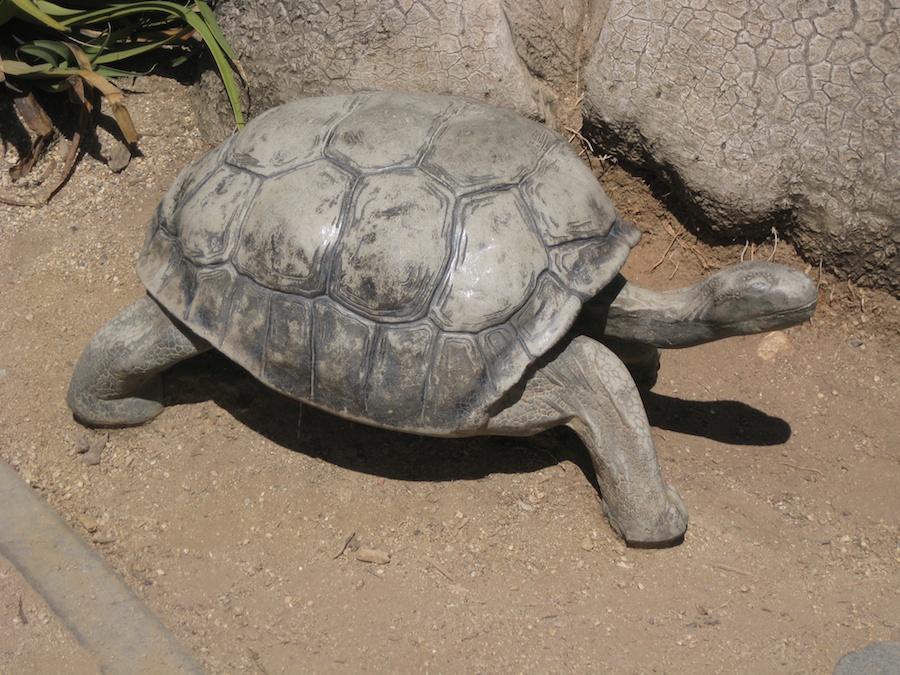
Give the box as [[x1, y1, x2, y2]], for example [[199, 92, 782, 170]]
[[583, 0, 899, 294], [195, 0, 556, 138]]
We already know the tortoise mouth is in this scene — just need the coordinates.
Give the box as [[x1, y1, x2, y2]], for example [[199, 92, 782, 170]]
[[695, 295, 818, 339]]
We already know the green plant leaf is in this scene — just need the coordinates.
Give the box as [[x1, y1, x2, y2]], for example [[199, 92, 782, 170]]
[[94, 63, 143, 78], [1, 58, 55, 77], [31, 1, 87, 19], [58, 2, 192, 28], [195, 1, 237, 61], [22, 38, 74, 59], [181, 8, 244, 128], [92, 26, 194, 65], [6, 0, 70, 31], [4, 0, 245, 139]]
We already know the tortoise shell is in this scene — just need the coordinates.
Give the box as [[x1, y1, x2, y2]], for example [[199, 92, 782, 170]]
[[136, 91, 640, 433]]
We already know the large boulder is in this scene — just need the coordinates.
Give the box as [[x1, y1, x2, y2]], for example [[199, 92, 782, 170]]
[[195, 0, 557, 138], [582, 0, 899, 293]]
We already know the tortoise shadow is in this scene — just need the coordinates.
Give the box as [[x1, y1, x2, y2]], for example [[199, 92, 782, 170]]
[[641, 391, 792, 446], [163, 352, 793, 485], [163, 353, 573, 482]]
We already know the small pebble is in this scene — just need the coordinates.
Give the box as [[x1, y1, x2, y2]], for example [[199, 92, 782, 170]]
[[757, 331, 793, 360], [81, 434, 107, 466], [356, 548, 391, 564], [78, 514, 98, 532]]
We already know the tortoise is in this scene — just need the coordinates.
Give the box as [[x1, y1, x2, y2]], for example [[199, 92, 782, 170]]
[[68, 91, 817, 546]]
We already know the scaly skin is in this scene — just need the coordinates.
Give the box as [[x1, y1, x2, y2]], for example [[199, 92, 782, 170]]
[[67, 296, 209, 427], [580, 260, 818, 349], [486, 336, 688, 546]]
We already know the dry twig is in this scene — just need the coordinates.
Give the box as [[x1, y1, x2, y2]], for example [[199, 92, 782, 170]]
[[782, 462, 822, 475], [649, 230, 682, 272], [421, 556, 455, 582], [711, 562, 755, 577]]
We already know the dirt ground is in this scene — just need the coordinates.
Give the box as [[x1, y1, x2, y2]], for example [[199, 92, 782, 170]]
[[1, 76, 898, 674]]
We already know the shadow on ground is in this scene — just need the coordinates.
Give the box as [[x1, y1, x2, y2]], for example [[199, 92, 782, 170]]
[[161, 351, 792, 488]]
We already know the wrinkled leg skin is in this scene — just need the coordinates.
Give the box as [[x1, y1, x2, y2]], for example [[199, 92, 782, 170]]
[[599, 337, 661, 391], [67, 295, 209, 427], [487, 336, 688, 547]]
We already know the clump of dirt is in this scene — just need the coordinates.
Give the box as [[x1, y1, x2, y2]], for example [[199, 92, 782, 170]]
[[1, 77, 897, 673]]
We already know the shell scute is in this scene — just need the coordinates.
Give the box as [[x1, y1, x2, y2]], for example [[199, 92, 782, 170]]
[[326, 92, 458, 171], [311, 301, 375, 416], [365, 323, 437, 426], [151, 253, 196, 321], [477, 324, 530, 392], [422, 104, 557, 189], [235, 161, 353, 295], [187, 265, 238, 336], [521, 142, 619, 245], [432, 189, 546, 332], [226, 95, 359, 176], [425, 334, 488, 430], [263, 294, 313, 401], [176, 165, 257, 265], [549, 217, 641, 299], [158, 142, 229, 231], [330, 170, 453, 322], [221, 278, 270, 374], [511, 274, 584, 357]]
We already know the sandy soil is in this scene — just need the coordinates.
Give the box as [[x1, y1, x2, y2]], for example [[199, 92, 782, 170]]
[[1, 76, 898, 674]]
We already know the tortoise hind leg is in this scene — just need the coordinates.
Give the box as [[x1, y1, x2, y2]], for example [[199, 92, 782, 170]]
[[67, 295, 210, 427], [485, 336, 687, 546]]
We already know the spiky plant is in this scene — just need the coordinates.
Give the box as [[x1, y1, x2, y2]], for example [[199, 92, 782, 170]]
[[0, 0, 244, 203]]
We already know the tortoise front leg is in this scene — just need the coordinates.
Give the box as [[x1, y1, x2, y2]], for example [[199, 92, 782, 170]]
[[486, 336, 687, 546], [67, 295, 210, 427]]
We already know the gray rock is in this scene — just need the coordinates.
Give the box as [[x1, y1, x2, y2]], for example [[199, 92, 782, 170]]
[[582, 0, 899, 294], [195, 0, 556, 140], [500, 0, 608, 92], [833, 641, 900, 675]]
